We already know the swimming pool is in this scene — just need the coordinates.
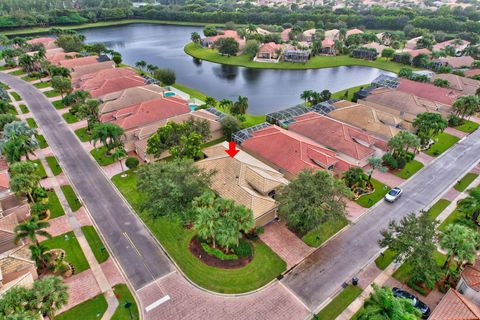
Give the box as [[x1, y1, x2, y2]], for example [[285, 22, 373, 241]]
[[189, 104, 197, 111], [164, 91, 176, 97]]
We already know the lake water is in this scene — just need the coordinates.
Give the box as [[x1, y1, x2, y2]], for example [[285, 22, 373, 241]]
[[80, 23, 395, 115]]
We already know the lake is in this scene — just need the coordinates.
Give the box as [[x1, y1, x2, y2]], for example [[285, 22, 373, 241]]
[[80, 23, 395, 115]]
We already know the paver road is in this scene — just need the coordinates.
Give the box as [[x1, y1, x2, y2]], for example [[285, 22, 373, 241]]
[[0, 73, 173, 290], [282, 128, 480, 310]]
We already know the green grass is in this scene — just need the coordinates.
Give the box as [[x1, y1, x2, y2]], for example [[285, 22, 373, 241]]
[[33, 81, 52, 89], [44, 90, 61, 98], [394, 160, 424, 179], [75, 127, 92, 142], [31, 159, 47, 178], [90, 147, 116, 166], [427, 199, 451, 220], [46, 156, 62, 176], [356, 179, 391, 208], [425, 132, 460, 157], [55, 293, 107, 320], [7, 106, 17, 115], [375, 248, 398, 270], [332, 84, 369, 101], [111, 170, 286, 293], [438, 207, 476, 232], [62, 112, 79, 123], [41, 231, 89, 273], [10, 91, 21, 101], [302, 217, 348, 247], [19, 104, 28, 114], [112, 284, 139, 320], [454, 172, 478, 192], [241, 114, 267, 128], [21, 75, 38, 82], [47, 189, 65, 219], [315, 285, 363, 320], [52, 100, 65, 109], [81, 226, 109, 264], [454, 119, 479, 133], [8, 69, 25, 76], [36, 134, 48, 149], [172, 82, 209, 102], [61, 185, 81, 212], [185, 43, 417, 74], [26, 118, 37, 128]]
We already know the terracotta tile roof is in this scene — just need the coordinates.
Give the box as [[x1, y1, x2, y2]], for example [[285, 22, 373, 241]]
[[258, 42, 283, 54], [58, 56, 100, 68], [288, 112, 385, 162], [322, 38, 335, 47], [100, 96, 190, 131], [433, 39, 470, 51], [99, 84, 166, 114], [429, 289, 480, 320], [76, 67, 137, 90], [241, 125, 351, 176], [434, 73, 480, 95], [346, 28, 363, 37], [435, 56, 475, 69], [0, 214, 18, 254], [196, 142, 288, 221], [281, 28, 292, 41], [87, 75, 145, 98], [462, 265, 480, 292], [397, 78, 461, 106], [0, 172, 9, 192], [26, 37, 58, 50], [207, 30, 246, 48], [0, 158, 8, 172], [71, 61, 116, 82], [46, 51, 77, 64], [405, 36, 422, 50], [324, 29, 339, 40], [464, 69, 480, 78], [406, 48, 432, 58], [363, 42, 387, 53]]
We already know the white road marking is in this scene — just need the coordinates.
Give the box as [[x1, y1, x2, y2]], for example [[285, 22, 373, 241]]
[[145, 295, 171, 312]]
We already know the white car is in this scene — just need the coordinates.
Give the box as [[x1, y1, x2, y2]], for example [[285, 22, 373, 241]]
[[385, 187, 403, 203]]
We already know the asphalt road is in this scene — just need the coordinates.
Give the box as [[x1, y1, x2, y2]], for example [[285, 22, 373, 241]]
[[282, 128, 480, 310], [0, 73, 173, 290]]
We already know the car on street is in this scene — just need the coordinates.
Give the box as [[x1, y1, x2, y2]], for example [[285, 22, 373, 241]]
[[385, 187, 403, 202], [392, 287, 431, 318]]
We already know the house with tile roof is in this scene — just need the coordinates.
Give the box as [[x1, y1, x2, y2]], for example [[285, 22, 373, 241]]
[[287, 112, 387, 167], [397, 78, 461, 106], [432, 39, 470, 55], [86, 75, 146, 98], [240, 124, 351, 179], [57, 55, 104, 69], [46, 51, 78, 64], [404, 36, 422, 50], [0, 244, 38, 295], [433, 74, 480, 96], [75, 67, 138, 90], [255, 42, 284, 62], [433, 56, 475, 69], [280, 28, 292, 41], [321, 38, 336, 55], [202, 30, 246, 51], [465, 69, 480, 78], [26, 37, 58, 50], [457, 262, 480, 306], [196, 142, 289, 226], [429, 288, 480, 320], [99, 84, 166, 114], [302, 29, 316, 42], [70, 61, 116, 83], [324, 29, 340, 41], [346, 28, 363, 38]]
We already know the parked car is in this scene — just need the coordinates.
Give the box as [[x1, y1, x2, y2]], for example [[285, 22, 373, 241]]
[[392, 287, 431, 318], [385, 187, 403, 202]]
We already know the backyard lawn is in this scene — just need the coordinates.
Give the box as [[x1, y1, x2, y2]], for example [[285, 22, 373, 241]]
[[55, 293, 107, 320], [19, 104, 28, 113], [61, 185, 81, 212], [332, 84, 369, 101], [41, 231, 89, 273], [302, 217, 348, 247], [47, 189, 65, 219], [112, 170, 286, 293], [394, 160, 424, 179], [62, 112, 79, 124], [425, 133, 459, 157], [454, 172, 478, 192], [454, 119, 479, 133], [81, 226, 109, 264], [26, 118, 38, 128], [10, 91, 22, 101], [75, 127, 92, 142], [52, 100, 65, 109], [112, 284, 139, 320], [32, 159, 47, 178], [356, 179, 390, 208], [315, 285, 363, 320], [36, 134, 48, 149], [91, 147, 116, 166], [46, 156, 62, 176]]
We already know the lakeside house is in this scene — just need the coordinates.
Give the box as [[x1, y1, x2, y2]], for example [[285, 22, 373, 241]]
[[433, 56, 475, 69], [302, 29, 316, 42], [254, 42, 284, 62], [346, 28, 364, 38], [351, 48, 378, 60], [392, 48, 431, 63], [395, 78, 461, 106], [26, 37, 58, 50], [283, 46, 311, 63], [75, 67, 138, 90], [321, 38, 335, 55], [432, 39, 470, 55], [433, 73, 480, 95], [84, 73, 146, 98], [70, 61, 116, 83], [201, 30, 246, 51], [196, 142, 289, 227], [45, 51, 78, 64], [324, 29, 340, 41], [98, 84, 166, 114]]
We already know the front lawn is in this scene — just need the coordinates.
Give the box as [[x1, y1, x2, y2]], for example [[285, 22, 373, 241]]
[[36, 134, 48, 149], [8, 69, 25, 76], [62, 112, 79, 124], [427, 199, 451, 220], [438, 207, 475, 232], [10, 91, 21, 101], [61, 185, 81, 212], [26, 118, 37, 128], [46, 156, 62, 176], [375, 248, 398, 270], [33, 81, 51, 89], [302, 216, 348, 247], [55, 293, 107, 320], [356, 179, 390, 208], [111, 170, 286, 293], [20, 75, 37, 82], [394, 160, 424, 179], [75, 127, 92, 142], [81, 226, 109, 264], [315, 285, 363, 320], [454, 172, 478, 192], [112, 284, 139, 320], [44, 90, 61, 98], [52, 100, 65, 109], [31, 159, 47, 178], [19, 104, 28, 113], [91, 147, 116, 166], [454, 119, 479, 133], [47, 189, 65, 219], [41, 231, 89, 273], [425, 132, 460, 157]]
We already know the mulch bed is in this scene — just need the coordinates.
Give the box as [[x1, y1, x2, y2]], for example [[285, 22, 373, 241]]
[[189, 237, 253, 269]]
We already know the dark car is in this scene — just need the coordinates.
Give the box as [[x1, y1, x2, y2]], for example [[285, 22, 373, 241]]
[[392, 287, 431, 318]]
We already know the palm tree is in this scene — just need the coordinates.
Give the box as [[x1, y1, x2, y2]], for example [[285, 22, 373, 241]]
[[90, 123, 125, 154], [231, 96, 249, 115], [247, 24, 257, 34], [31, 276, 69, 319], [14, 215, 51, 246], [300, 90, 313, 104], [204, 96, 217, 107], [29, 242, 52, 271], [191, 32, 201, 47], [112, 147, 127, 174], [135, 60, 147, 72], [77, 99, 100, 132], [339, 28, 347, 41], [458, 187, 480, 219], [453, 95, 479, 119], [0, 121, 39, 162], [146, 64, 158, 74], [18, 54, 35, 73], [218, 99, 232, 112], [333, 40, 344, 55]]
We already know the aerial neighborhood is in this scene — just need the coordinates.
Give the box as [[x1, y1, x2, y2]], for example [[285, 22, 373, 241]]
[[0, 1, 480, 320]]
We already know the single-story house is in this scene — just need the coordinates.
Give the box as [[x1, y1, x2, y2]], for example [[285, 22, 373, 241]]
[[239, 124, 351, 179], [196, 142, 289, 227], [0, 244, 38, 295], [432, 39, 470, 55], [321, 38, 335, 55], [351, 48, 378, 60], [457, 262, 480, 306], [26, 37, 58, 50], [283, 47, 310, 63], [433, 56, 475, 69], [302, 28, 316, 42], [404, 36, 422, 50], [396, 78, 461, 106], [57, 55, 101, 69], [256, 27, 271, 36], [392, 48, 431, 63], [363, 42, 387, 53], [46, 51, 78, 64], [255, 42, 284, 62], [75, 67, 137, 90], [287, 112, 387, 167], [86, 74, 146, 98], [324, 29, 340, 41], [71, 61, 116, 83], [202, 30, 246, 51], [99, 84, 166, 114], [429, 288, 480, 319], [280, 28, 292, 41], [346, 28, 363, 38], [433, 73, 480, 95], [464, 69, 480, 78]]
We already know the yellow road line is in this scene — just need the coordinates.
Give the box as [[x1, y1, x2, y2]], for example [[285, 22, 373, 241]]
[[123, 232, 141, 257]]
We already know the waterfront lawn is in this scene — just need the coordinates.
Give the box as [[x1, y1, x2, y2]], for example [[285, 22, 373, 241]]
[[438, 207, 475, 232], [46, 156, 62, 176], [44, 90, 61, 98], [19, 104, 28, 113], [375, 248, 398, 270], [36, 134, 48, 149], [26, 118, 38, 128], [55, 293, 107, 320], [394, 160, 424, 179], [427, 199, 451, 220], [52, 100, 65, 109], [10, 91, 21, 101], [111, 170, 286, 293], [454, 172, 478, 192], [302, 216, 348, 247], [75, 127, 92, 142], [32, 159, 47, 178], [454, 119, 479, 133], [356, 179, 390, 208], [47, 189, 65, 219], [241, 114, 267, 128], [33, 81, 51, 89], [81, 226, 109, 264], [172, 82, 209, 101], [61, 185, 81, 212], [91, 147, 116, 166], [332, 84, 369, 101], [41, 231, 89, 273], [315, 285, 363, 320], [112, 284, 139, 320], [62, 112, 79, 124], [425, 133, 459, 157]]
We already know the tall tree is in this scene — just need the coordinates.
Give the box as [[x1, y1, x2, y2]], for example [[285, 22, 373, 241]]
[[51, 76, 72, 98], [14, 215, 51, 246], [191, 32, 201, 47], [169, 131, 203, 160], [387, 131, 420, 159], [458, 186, 480, 219], [367, 156, 387, 181], [220, 115, 241, 141], [76, 99, 100, 132], [30, 276, 69, 319], [413, 112, 448, 147], [90, 122, 124, 153], [453, 95, 480, 119], [230, 96, 249, 115], [112, 147, 127, 173], [9, 160, 40, 202], [135, 60, 147, 72], [0, 121, 39, 162]]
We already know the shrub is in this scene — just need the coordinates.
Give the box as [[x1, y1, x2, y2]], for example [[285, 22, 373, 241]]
[[382, 153, 398, 169], [448, 115, 464, 126], [396, 156, 407, 169], [232, 239, 253, 258], [125, 157, 139, 170], [32, 187, 48, 202], [200, 241, 238, 260]]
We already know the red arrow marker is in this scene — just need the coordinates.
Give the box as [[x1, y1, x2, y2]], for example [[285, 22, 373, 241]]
[[225, 141, 240, 158]]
